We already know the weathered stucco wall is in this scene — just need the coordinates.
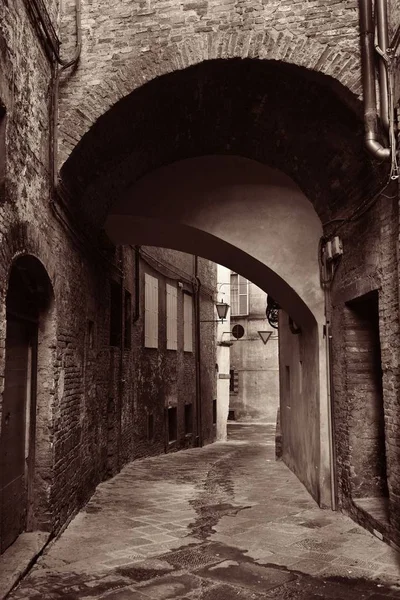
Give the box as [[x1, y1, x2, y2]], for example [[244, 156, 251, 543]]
[[216, 265, 231, 442], [111, 247, 217, 470], [230, 285, 279, 423], [278, 311, 321, 505]]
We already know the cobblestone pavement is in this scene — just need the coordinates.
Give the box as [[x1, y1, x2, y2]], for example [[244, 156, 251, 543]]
[[7, 423, 400, 599]]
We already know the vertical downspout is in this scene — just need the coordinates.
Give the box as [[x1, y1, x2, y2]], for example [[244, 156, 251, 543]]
[[194, 256, 203, 447], [133, 246, 141, 323], [323, 251, 337, 511], [49, 0, 82, 194], [117, 247, 125, 469], [359, 0, 391, 160], [376, 0, 390, 131]]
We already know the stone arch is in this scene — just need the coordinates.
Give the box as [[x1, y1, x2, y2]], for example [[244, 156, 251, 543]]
[[60, 58, 384, 235], [59, 32, 362, 168], [106, 156, 323, 328], [59, 57, 385, 508], [0, 255, 56, 552], [105, 155, 329, 506]]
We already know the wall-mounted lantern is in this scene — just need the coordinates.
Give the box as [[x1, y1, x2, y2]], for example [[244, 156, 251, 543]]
[[215, 300, 230, 322], [201, 300, 230, 324]]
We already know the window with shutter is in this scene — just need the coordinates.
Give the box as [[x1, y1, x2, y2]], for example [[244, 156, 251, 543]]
[[230, 273, 249, 316], [166, 283, 178, 350], [145, 273, 158, 348], [183, 293, 193, 352]]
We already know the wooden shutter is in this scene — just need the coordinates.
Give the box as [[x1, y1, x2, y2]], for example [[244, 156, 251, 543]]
[[145, 274, 158, 348], [230, 274, 238, 316], [183, 293, 193, 352], [238, 275, 249, 315], [166, 283, 178, 350]]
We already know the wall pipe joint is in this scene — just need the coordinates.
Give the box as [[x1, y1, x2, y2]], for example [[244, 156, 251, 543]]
[[359, 0, 391, 162]]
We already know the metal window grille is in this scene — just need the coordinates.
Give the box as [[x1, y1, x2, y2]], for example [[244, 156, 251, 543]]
[[230, 369, 239, 394]]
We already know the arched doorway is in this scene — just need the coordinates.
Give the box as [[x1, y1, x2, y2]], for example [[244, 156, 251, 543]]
[[0, 256, 55, 553]]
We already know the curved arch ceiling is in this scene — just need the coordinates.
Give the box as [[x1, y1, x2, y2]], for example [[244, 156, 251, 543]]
[[106, 155, 323, 328]]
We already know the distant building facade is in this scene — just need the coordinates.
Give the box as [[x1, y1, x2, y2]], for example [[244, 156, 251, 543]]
[[229, 274, 279, 423]]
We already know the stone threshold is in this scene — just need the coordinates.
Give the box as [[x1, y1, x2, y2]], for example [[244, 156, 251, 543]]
[[352, 496, 390, 543], [0, 531, 50, 599]]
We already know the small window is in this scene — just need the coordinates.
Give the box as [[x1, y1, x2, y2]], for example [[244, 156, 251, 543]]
[[228, 410, 236, 421], [231, 274, 249, 316], [166, 283, 178, 350], [110, 280, 122, 347], [184, 404, 193, 435], [148, 413, 154, 442], [145, 273, 158, 348], [183, 293, 193, 352], [230, 369, 238, 394], [124, 290, 132, 349], [213, 399, 217, 425], [168, 407, 177, 442]]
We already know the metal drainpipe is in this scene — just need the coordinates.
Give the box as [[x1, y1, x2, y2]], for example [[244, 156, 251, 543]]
[[323, 251, 337, 511], [117, 247, 125, 469], [359, 0, 390, 161], [376, 0, 390, 132], [50, 0, 82, 193], [194, 256, 203, 447], [133, 246, 141, 323]]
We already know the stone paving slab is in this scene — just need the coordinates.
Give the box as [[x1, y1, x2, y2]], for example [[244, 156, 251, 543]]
[[5, 423, 400, 599]]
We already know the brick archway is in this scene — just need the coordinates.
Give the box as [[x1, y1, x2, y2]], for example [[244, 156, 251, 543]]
[[60, 57, 385, 231], [59, 57, 383, 509], [59, 28, 363, 168]]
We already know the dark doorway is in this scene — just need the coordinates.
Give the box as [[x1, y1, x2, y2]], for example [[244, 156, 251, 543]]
[[0, 318, 36, 552], [345, 291, 388, 510], [0, 256, 55, 554]]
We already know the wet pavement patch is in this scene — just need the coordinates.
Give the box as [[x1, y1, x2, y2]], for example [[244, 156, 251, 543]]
[[195, 559, 297, 593], [116, 559, 174, 582], [100, 590, 149, 599], [133, 573, 211, 599]]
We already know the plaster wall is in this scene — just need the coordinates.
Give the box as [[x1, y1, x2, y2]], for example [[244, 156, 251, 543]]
[[106, 156, 324, 328], [216, 265, 231, 442], [278, 310, 321, 505], [230, 284, 279, 423]]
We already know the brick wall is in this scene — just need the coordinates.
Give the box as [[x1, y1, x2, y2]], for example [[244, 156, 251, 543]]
[[57, 0, 362, 169], [0, 0, 217, 547], [330, 184, 400, 545]]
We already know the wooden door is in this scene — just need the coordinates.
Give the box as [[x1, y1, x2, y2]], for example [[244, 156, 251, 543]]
[[0, 317, 33, 553]]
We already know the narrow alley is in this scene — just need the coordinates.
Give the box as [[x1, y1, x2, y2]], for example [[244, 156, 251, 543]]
[[7, 424, 400, 600]]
